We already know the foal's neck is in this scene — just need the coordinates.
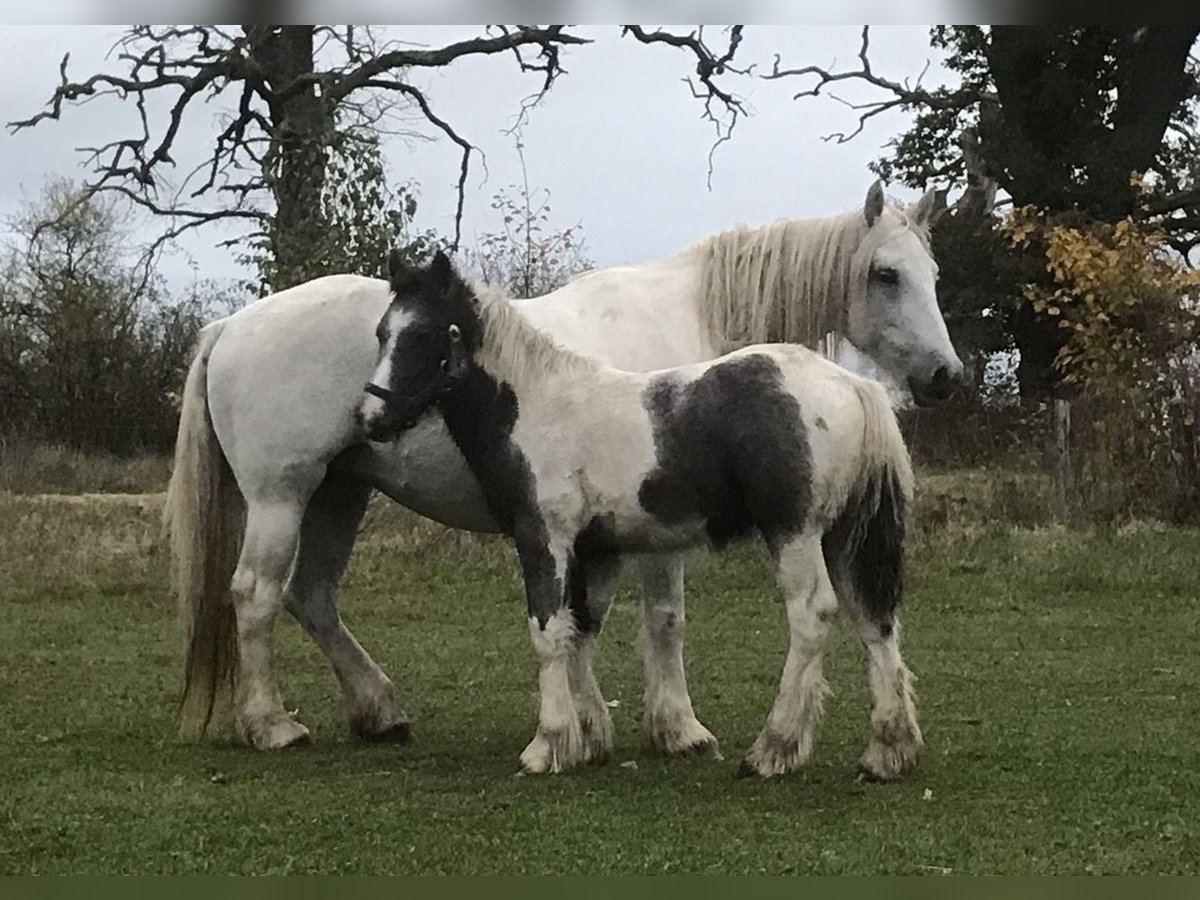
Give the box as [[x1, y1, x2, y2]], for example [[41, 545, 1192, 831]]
[[472, 291, 600, 396]]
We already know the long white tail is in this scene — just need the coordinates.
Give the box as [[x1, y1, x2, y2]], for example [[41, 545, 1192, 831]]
[[163, 320, 244, 739]]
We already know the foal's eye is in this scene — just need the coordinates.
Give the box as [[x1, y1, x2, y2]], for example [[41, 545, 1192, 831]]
[[375, 323, 386, 344], [872, 266, 900, 286]]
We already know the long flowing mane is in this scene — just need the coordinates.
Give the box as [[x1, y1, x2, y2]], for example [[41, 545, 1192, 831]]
[[695, 207, 930, 352], [473, 285, 601, 392]]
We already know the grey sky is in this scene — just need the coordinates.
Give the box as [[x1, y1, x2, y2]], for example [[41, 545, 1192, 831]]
[[1, 25, 955, 294]]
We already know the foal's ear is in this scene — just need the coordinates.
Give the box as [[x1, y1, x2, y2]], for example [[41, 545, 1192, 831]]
[[864, 180, 886, 227], [387, 247, 407, 282], [430, 249, 454, 288], [912, 186, 949, 229]]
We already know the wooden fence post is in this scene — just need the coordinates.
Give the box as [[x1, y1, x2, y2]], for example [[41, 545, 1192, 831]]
[[1054, 398, 1072, 522]]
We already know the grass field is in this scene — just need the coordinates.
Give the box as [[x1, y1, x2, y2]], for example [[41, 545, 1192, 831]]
[[1, 475, 1198, 875]]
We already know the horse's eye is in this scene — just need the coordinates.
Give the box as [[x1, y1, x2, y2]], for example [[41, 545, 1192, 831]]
[[872, 267, 899, 286], [375, 325, 386, 344]]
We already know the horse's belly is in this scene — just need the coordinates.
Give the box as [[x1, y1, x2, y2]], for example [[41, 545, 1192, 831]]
[[335, 414, 502, 534]]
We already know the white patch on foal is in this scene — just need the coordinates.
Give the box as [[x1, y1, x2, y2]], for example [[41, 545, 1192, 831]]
[[359, 307, 414, 434]]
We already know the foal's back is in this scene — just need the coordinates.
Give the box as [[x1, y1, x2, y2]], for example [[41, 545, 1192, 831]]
[[527, 344, 876, 555]]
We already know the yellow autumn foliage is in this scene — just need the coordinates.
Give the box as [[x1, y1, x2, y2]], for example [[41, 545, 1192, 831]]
[[1003, 205, 1200, 390], [1001, 200, 1200, 522]]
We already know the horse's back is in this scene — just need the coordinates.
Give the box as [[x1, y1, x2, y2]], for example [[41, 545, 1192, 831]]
[[519, 254, 710, 370]]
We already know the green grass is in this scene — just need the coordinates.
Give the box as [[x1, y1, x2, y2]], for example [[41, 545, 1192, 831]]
[[0, 439, 170, 495], [1, 488, 1197, 874]]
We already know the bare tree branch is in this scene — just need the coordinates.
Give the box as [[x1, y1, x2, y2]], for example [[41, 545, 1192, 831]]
[[9, 25, 758, 277], [764, 25, 993, 144], [357, 78, 474, 250], [621, 25, 748, 186], [327, 27, 591, 100]]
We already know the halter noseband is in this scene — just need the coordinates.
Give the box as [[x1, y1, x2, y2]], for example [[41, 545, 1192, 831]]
[[363, 382, 399, 404]]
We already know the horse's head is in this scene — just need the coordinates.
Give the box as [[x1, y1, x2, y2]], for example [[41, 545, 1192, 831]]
[[357, 249, 480, 442], [846, 181, 964, 407]]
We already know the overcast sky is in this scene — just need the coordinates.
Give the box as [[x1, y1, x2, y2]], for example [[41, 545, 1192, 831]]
[[0, 24, 957, 294]]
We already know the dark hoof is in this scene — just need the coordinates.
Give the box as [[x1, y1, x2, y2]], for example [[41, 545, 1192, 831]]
[[735, 760, 760, 780], [685, 739, 723, 760], [360, 721, 412, 744], [857, 763, 905, 784]]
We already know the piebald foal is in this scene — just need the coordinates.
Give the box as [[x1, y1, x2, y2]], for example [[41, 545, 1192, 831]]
[[360, 251, 922, 779]]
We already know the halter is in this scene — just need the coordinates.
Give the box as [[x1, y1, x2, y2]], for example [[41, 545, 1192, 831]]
[[363, 382, 399, 404]]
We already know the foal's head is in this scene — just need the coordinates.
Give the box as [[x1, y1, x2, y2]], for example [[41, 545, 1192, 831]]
[[358, 250, 481, 442]]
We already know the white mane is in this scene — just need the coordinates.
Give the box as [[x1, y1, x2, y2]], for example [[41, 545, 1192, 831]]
[[695, 206, 930, 352], [473, 284, 600, 393]]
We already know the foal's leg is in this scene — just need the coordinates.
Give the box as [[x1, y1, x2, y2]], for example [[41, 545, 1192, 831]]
[[518, 538, 585, 774], [831, 563, 923, 781], [741, 533, 837, 777], [567, 555, 621, 764], [286, 470, 411, 743], [637, 554, 720, 757], [231, 497, 311, 750], [854, 615, 922, 781]]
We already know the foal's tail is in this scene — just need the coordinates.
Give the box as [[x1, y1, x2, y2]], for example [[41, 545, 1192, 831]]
[[827, 378, 914, 627], [163, 320, 244, 740]]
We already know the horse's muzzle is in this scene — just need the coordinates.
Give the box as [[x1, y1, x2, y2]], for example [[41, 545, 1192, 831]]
[[360, 382, 422, 441], [907, 365, 960, 407]]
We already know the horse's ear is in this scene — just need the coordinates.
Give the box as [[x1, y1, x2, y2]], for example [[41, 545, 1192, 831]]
[[387, 248, 407, 283], [864, 180, 886, 227], [912, 186, 949, 229], [430, 249, 454, 288]]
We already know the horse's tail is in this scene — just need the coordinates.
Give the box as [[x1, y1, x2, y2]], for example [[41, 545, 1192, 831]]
[[825, 377, 914, 627], [164, 319, 244, 740]]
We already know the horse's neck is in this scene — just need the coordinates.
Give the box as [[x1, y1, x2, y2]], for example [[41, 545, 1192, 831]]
[[698, 211, 867, 353]]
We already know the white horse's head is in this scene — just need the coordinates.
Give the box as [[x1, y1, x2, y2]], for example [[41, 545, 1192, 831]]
[[847, 181, 963, 406]]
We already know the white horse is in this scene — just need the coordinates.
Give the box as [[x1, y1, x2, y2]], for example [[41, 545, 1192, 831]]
[[165, 181, 960, 754], [358, 250, 920, 778]]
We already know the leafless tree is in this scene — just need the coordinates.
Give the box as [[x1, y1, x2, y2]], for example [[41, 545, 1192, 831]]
[[10, 25, 748, 290]]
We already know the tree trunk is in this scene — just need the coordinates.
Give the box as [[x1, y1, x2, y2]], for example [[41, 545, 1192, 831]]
[[246, 26, 333, 291], [978, 27, 1200, 398]]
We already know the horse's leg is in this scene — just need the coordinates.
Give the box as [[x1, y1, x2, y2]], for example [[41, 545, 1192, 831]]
[[829, 562, 923, 781], [231, 497, 311, 750], [518, 539, 585, 774], [637, 554, 720, 757], [566, 555, 621, 764], [741, 533, 836, 777], [285, 470, 411, 743]]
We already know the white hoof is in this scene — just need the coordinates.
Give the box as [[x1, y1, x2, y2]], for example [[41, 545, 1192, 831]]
[[739, 729, 810, 778], [859, 736, 922, 781], [647, 711, 722, 759], [238, 713, 311, 751], [519, 721, 585, 774], [578, 705, 614, 765]]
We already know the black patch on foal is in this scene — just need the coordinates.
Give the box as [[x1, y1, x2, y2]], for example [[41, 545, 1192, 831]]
[[437, 367, 560, 627], [566, 515, 620, 635], [639, 354, 813, 550]]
